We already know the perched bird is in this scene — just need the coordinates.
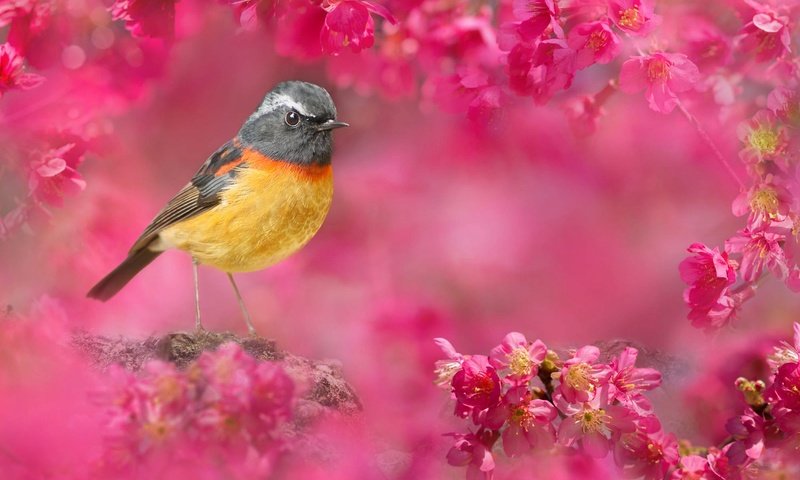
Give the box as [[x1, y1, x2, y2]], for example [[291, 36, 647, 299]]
[[87, 81, 348, 333]]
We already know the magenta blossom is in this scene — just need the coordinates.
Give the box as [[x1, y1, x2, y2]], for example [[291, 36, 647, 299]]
[[766, 361, 800, 411], [608, 347, 661, 411], [511, 0, 559, 40], [320, 0, 396, 54], [669, 454, 713, 479], [28, 144, 86, 207], [445, 429, 498, 480], [530, 39, 575, 104], [679, 243, 737, 310], [554, 346, 609, 404], [732, 180, 792, 230], [619, 52, 700, 114], [483, 387, 556, 456], [607, 0, 659, 37], [614, 430, 679, 480], [452, 355, 502, 424], [725, 409, 765, 466], [0, 41, 43, 96], [738, 8, 791, 63], [489, 332, 546, 383], [725, 229, 789, 282], [768, 322, 800, 371], [767, 87, 800, 124], [434, 337, 465, 388], [737, 110, 788, 166], [567, 21, 620, 70], [556, 394, 637, 458]]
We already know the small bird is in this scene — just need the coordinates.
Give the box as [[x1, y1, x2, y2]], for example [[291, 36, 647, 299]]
[[87, 81, 348, 333]]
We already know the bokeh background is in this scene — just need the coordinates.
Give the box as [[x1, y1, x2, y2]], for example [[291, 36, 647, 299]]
[[2, 0, 800, 478]]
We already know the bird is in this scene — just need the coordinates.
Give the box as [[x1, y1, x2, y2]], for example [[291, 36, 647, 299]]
[[87, 81, 348, 334]]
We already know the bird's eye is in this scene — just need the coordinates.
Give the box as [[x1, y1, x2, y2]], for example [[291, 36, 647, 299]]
[[285, 111, 300, 127]]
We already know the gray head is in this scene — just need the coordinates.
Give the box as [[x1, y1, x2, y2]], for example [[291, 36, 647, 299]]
[[238, 81, 348, 166]]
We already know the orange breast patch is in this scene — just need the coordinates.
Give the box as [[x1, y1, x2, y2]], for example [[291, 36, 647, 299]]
[[240, 148, 332, 182]]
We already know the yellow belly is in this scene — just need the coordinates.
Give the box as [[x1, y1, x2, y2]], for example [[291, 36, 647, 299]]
[[159, 163, 333, 273]]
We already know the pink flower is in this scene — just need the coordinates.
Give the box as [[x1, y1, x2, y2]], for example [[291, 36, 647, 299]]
[[679, 243, 737, 311], [725, 409, 765, 466], [511, 0, 559, 40], [445, 429, 498, 480], [725, 229, 789, 282], [529, 39, 575, 104], [768, 322, 800, 370], [731, 180, 792, 230], [737, 110, 788, 165], [485, 387, 556, 456], [766, 360, 800, 411], [0, 41, 43, 97], [669, 454, 713, 479], [250, 362, 294, 428], [489, 332, 546, 383], [607, 0, 659, 37], [556, 395, 637, 458], [320, 0, 396, 54], [738, 9, 791, 63], [682, 18, 731, 71], [619, 52, 699, 114], [110, 0, 177, 39], [567, 21, 620, 70], [28, 144, 86, 207], [608, 347, 661, 410], [434, 337, 465, 388], [767, 87, 800, 125], [686, 281, 758, 332], [451, 355, 502, 425], [554, 346, 609, 404], [614, 430, 679, 480]]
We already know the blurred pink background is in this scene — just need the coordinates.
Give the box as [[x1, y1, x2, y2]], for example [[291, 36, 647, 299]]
[[2, 1, 800, 477]]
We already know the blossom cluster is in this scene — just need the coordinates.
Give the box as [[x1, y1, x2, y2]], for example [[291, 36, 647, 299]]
[[437, 325, 800, 479], [95, 343, 294, 477]]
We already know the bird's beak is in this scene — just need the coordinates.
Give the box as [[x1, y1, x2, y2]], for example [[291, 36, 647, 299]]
[[317, 119, 349, 131]]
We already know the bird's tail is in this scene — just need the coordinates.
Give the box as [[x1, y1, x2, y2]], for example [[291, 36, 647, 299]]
[[87, 248, 161, 301]]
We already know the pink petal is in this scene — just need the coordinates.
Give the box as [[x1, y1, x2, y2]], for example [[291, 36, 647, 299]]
[[619, 57, 647, 93], [582, 432, 610, 458], [36, 158, 67, 177], [752, 13, 784, 33], [502, 424, 531, 457]]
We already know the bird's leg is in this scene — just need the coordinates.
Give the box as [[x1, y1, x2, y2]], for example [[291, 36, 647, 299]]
[[227, 273, 257, 335], [193, 257, 205, 333]]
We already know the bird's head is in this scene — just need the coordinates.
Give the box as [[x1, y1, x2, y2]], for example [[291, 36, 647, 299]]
[[238, 81, 348, 166]]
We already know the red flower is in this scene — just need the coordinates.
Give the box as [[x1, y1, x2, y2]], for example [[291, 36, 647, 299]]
[[320, 0, 396, 54], [0, 41, 43, 97], [451, 355, 502, 425], [619, 52, 699, 114]]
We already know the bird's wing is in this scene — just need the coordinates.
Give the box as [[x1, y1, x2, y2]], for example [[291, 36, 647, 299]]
[[129, 140, 245, 254]]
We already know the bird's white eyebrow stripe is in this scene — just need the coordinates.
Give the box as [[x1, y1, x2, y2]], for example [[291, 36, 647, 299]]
[[252, 93, 313, 119]]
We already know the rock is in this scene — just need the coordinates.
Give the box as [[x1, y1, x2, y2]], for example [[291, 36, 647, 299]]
[[71, 329, 362, 416]]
